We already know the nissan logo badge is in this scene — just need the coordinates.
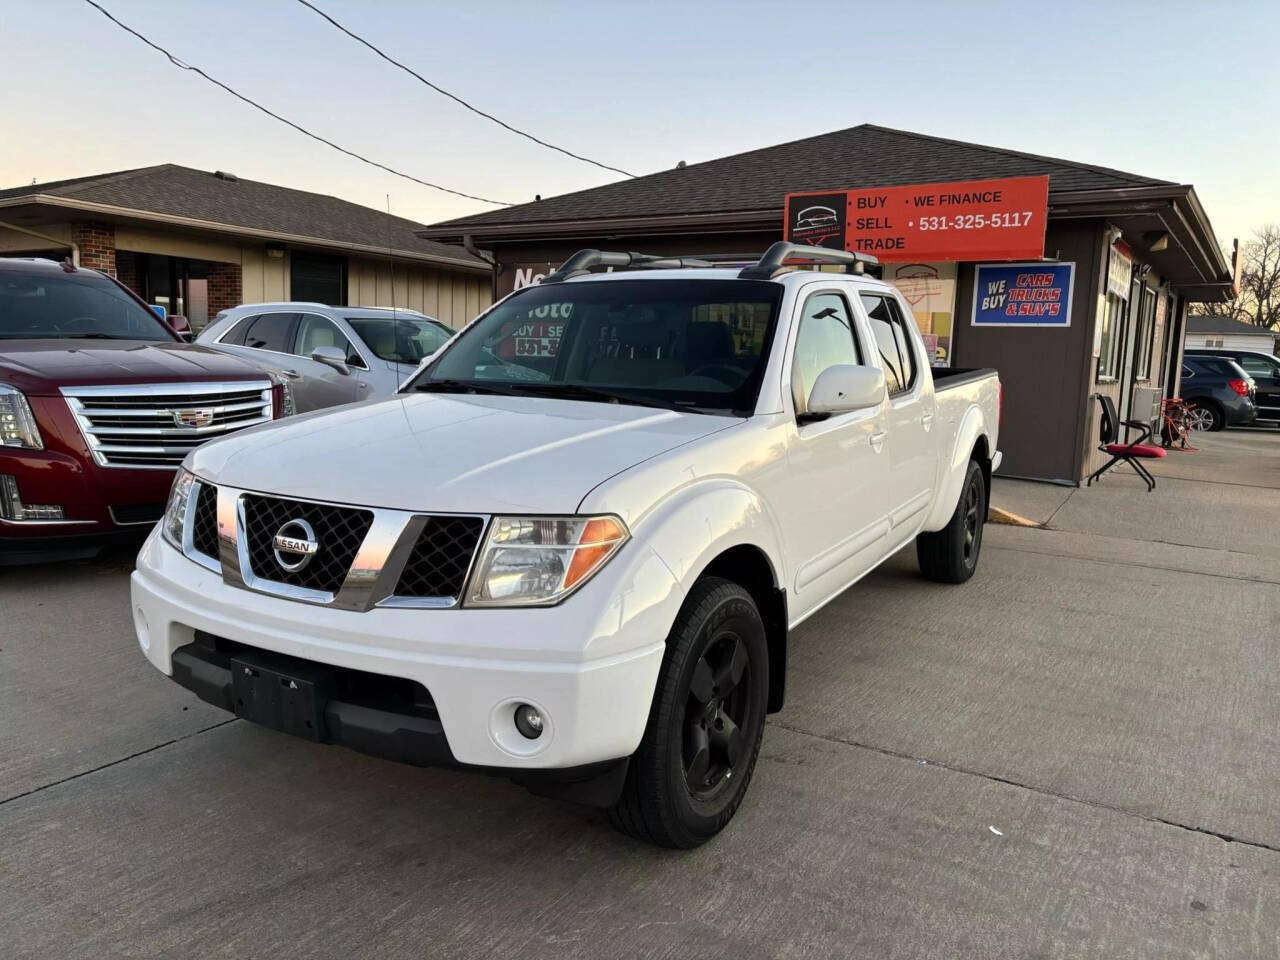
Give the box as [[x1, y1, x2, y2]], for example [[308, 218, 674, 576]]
[[272, 518, 319, 572]]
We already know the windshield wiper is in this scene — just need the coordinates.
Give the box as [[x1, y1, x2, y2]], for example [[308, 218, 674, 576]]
[[412, 378, 525, 397], [60, 333, 137, 340], [505, 382, 696, 412]]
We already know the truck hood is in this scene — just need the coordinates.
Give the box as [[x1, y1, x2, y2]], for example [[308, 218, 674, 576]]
[[0, 339, 271, 393], [189, 392, 741, 514]]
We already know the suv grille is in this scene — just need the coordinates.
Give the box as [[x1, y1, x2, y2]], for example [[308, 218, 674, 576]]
[[242, 494, 373, 594], [191, 483, 220, 560], [394, 516, 485, 599], [61, 382, 274, 468]]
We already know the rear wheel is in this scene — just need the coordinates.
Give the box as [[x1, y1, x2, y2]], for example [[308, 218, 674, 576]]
[[609, 578, 768, 848], [917, 458, 986, 584], [1186, 400, 1222, 432]]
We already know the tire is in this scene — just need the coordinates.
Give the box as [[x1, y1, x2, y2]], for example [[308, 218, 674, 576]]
[[1186, 400, 1223, 432], [609, 577, 769, 848], [917, 458, 986, 584]]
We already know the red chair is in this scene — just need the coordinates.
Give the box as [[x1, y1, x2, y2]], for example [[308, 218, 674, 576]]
[[1085, 394, 1165, 492]]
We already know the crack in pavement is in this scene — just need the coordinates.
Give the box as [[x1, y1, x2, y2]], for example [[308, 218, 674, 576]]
[[988, 540, 1280, 586], [0, 719, 238, 809], [768, 719, 1280, 856]]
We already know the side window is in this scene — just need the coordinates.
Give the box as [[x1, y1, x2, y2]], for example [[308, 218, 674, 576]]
[[295, 314, 365, 368], [791, 292, 862, 414], [1181, 364, 1194, 378], [859, 293, 917, 394], [234, 312, 296, 352], [1236, 356, 1271, 378]]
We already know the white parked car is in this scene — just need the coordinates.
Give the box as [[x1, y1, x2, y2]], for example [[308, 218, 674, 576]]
[[132, 243, 1001, 847], [198, 303, 454, 412]]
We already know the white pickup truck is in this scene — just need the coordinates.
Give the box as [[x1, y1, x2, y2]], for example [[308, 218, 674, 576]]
[[132, 243, 1001, 848]]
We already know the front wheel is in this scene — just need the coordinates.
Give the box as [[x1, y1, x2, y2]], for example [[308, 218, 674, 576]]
[[609, 577, 768, 848], [917, 458, 987, 584]]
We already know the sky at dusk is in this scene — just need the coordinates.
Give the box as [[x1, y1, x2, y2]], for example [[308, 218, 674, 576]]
[[3, 0, 1277, 250]]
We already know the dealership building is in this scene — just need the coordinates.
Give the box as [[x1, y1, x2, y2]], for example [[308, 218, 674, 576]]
[[422, 124, 1234, 484], [0, 164, 491, 331]]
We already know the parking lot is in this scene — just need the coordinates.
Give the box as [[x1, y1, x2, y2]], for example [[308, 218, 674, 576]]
[[3, 430, 1278, 959]]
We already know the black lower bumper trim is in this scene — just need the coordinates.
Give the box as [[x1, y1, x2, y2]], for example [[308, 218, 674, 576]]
[[0, 529, 146, 566], [170, 637, 629, 807]]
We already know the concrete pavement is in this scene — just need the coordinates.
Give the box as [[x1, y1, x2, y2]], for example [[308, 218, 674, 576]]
[[3, 430, 1278, 958]]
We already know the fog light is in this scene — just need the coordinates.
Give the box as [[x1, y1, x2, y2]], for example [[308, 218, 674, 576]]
[[513, 703, 544, 740], [0, 474, 65, 521]]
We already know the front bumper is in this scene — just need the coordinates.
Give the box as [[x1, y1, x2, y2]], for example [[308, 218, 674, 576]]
[[1, 446, 171, 560], [131, 528, 679, 772]]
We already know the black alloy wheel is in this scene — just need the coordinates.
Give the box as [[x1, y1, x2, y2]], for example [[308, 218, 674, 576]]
[[683, 632, 752, 800], [961, 468, 984, 570]]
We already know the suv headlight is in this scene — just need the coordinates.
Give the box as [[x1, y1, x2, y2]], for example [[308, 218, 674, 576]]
[[0, 384, 44, 449], [465, 515, 628, 607], [161, 468, 195, 549], [270, 375, 296, 418]]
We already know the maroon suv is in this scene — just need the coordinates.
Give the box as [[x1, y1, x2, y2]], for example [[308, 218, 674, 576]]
[[1, 258, 291, 563]]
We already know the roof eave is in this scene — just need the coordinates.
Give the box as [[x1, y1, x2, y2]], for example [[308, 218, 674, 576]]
[[0, 194, 490, 274]]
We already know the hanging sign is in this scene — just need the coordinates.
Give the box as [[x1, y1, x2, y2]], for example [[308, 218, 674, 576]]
[[1106, 242, 1133, 299], [971, 262, 1075, 327], [785, 175, 1049, 262]]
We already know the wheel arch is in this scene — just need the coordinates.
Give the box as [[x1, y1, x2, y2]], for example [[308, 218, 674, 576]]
[[922, 406, 993, 532]]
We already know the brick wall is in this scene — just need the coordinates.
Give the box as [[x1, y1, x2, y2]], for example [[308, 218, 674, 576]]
[[71, 221, 115, 275], [115, 249, 141, 295], [207, 262, 242, 318]]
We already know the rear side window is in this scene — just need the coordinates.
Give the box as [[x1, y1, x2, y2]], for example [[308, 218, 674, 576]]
[[791, 291, 862, 414], [226, 312, 296, 352], [860, 293, 917, 394]]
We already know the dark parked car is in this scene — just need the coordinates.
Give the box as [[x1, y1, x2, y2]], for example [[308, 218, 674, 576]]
[[1178, 355, 1258, 431], [1, 257, 293, 564], [1186, 348, 1280, 424]]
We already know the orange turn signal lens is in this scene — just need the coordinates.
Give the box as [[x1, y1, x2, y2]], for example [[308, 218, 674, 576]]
[[563, 516, 628, 590]]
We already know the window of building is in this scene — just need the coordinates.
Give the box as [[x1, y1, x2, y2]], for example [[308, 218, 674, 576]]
[[290, 252, 348, 306], [860, 293, 917, 394], [1133, 286, 1157, 381], [225, 312, 297, 352], [1097, 291, 1126, 381], [791, 291, 862, 414]]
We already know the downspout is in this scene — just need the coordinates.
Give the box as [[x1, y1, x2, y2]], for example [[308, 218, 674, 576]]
[[462, 234, 498, 302], [0, 218, 79, 266]]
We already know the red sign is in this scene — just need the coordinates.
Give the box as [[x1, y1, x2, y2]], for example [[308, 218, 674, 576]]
[[785, 175, 1049, 263]]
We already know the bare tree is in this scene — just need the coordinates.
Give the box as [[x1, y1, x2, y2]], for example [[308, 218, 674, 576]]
[[1206, 225, 1280, 328]]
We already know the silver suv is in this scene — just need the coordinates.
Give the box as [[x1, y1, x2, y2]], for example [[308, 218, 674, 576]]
[[198, 303, 454, 412]]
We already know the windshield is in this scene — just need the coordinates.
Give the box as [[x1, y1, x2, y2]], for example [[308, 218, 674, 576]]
[[0, 269, 174, 341], [347, 316, 453, 365], [407, 279, 782, 415]]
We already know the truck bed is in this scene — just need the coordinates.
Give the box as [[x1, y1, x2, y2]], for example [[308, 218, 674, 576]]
[[932, 367, 999, 391]]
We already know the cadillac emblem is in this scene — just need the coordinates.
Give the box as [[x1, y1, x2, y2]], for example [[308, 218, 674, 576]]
[[172, 408, 215, 428]]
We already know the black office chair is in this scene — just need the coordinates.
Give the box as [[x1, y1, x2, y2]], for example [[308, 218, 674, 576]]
[[1085, 394, 1166, 492]]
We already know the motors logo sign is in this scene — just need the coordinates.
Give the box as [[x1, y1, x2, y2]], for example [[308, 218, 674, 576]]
[[784, 192, 847, 250], [785, 176, 1049, 262]]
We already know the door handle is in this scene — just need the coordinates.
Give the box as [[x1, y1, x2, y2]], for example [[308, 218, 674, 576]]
[[357, 382, 370, 390], [921, 413, 934, 429], [280, 369, 301, 379], [870, 430, 887, 452]]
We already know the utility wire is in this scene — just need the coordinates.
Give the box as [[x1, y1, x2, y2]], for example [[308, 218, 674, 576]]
[[293, 0, 635, 179], [80, 0, 512, 206]]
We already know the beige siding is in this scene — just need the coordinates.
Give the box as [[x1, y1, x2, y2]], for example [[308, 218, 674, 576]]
[[0, 222, 73, 253], [345, 255, 489, 328]]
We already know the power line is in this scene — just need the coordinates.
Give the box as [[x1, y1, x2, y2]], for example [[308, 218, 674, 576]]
[[293, 0, 636, 179], [80, 0, 512, 206]]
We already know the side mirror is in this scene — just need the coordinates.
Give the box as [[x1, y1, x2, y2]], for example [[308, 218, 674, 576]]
[[311, 345, 350, 375], [805, 365, 885, 419]]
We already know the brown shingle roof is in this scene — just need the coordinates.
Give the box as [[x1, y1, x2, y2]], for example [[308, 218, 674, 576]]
[[1187, 315, 1277, 336], [0, 164, 483, 268], [424, 124, 1172, 235]]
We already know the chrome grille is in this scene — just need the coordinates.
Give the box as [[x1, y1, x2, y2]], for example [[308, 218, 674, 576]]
[[61, 381, 274, 468], [241, 494, 374, 594], [393, 516, 485, 600]]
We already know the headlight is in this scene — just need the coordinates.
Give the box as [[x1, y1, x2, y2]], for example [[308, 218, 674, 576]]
[[0, 384, 43, 449], [270, 376, 296, 418], [161, 468, 195, 550], [465, 515, 628, 607]]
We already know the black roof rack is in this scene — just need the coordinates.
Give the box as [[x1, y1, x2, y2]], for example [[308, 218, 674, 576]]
[[737, 242, 878, 281], [538, 242, 879, 285], [540, 250, 715, 283]]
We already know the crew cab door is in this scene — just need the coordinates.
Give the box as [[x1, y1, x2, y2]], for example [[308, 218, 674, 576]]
[[858, 291, 939, 538], [780, 288, 890, 618]]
